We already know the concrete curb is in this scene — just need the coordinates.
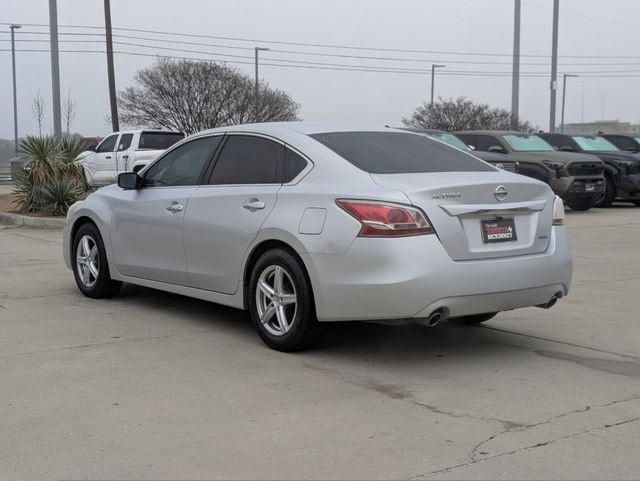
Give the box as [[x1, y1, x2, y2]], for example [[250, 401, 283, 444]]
[[0, 211, 65, 229]]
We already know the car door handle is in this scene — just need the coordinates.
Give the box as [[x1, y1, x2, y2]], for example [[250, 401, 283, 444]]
[[122, 154, 129, 160], [242, 198, 266, 211], [105, 155, 112, 160], [165, 202, 184, 213]]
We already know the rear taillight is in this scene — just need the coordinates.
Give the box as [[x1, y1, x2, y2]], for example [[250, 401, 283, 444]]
[[552, 195, 565, 226], [336, 199, 434, 237]]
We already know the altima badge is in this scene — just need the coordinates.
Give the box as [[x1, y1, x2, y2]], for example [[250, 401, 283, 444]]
[[432, 192, 462, 200], [494, 185, 508, 202]]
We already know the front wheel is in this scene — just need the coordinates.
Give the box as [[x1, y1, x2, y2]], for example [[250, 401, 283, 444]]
[[596, 176, 616, 207], [72, 223, 122, 298], [566, 196, 596, 211], [248, 249, 322, 352]]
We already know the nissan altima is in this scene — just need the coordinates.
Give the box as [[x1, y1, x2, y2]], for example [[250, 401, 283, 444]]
[[63, 123, 573, 351]]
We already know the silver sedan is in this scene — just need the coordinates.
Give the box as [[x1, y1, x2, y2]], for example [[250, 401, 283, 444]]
[[63, 123, 573, 351]]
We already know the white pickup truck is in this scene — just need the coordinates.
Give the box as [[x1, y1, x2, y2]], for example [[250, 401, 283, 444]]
[[75, 130, 184, 186]]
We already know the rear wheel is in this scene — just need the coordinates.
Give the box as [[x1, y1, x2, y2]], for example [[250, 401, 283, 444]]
[[596, 176, 616, 207], [248, 248, 322, 352], [72, 223, 122, 298], [567, 196, 596, 211], [456, 312, 498, 325]]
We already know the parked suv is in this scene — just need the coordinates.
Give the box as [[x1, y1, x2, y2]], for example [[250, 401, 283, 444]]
[[401, 128, 519, 172], [456, 131, 605, 211], [599, 134, 640, 154], [539, 133, 640, 207], [75, 130, 185, 186]]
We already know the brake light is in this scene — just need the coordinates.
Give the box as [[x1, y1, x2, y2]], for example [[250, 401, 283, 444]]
[[336, 199, 434, 237], [552, 195, 565, 226]]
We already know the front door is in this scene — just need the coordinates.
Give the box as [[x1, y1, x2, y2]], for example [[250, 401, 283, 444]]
[[91, 133, 119, 184], [183, 135, 283, 294], [110, 136, 221, 285]]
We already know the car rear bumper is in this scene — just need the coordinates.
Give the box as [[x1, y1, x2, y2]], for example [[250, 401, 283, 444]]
[[302, 227, 572, 322]]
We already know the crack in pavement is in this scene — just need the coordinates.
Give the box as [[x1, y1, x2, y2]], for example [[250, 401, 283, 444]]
[[412, 415, 640, 480], [1, 334, 173, 360]]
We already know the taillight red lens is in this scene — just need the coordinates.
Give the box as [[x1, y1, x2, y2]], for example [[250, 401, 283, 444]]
[[336, 199, 434, 237]]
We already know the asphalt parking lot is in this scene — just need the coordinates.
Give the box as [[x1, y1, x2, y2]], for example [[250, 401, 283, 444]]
[[2, 206, 640, 480]]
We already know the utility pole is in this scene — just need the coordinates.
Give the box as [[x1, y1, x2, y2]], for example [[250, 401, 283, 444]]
[[511, 0, 521, 130], [601, 95, 606, 120], [49, 0, 62, 138], [254, 47, 270, 122], [549, 0, 560, 133], [430, 64, 446, 106], [10, 24, 21, 154], [560, 73, 578, 133], [104, 0, 119, 131], [581, 84, 585, 124]]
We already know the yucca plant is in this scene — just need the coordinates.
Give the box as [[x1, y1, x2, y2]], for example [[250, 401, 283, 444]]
[[58, 136, 89, 186], [19, 136, 60, 185], [31, 178, 85, 217]]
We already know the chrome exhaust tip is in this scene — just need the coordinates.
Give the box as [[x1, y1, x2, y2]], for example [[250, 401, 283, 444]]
[[425, 308, 447, 327], [537, 292, 562, 309]]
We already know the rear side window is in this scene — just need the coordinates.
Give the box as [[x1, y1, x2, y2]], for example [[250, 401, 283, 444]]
[[284, 148, 308, 182], [139, 132, 185, 150], [117, 133, 133, 151], [310, 131, 493, 174], [210, 136, 282, 184]]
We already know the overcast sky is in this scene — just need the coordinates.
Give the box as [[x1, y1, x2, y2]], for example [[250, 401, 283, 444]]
[[1, 0, 639, 139]]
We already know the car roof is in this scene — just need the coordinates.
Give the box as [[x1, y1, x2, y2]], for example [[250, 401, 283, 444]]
[[456, 130, 534, 136], [197, 121, 410, 137]]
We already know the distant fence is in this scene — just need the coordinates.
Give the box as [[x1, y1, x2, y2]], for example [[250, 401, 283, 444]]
[[0, 166, 11, 183]]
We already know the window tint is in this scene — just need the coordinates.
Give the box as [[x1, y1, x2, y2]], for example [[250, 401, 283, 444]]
[[210, 136, 282, 185], [310, 131, 493, 174], [608, 136, 638, 151], [139, 132, 185, 150], [476, 135, 507, 153], [144, 136, 220, 187], [284, 148, 308, 182], [96, 134, 118, 153], [117, 133, 133, 151]]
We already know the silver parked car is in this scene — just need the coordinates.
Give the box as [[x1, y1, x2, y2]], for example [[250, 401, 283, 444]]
[[63, 123, 573, 351]]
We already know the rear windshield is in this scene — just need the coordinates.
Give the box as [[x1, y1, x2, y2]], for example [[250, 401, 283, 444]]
[[309, 131, 493, 174], [139, 132, 185, 150], [572, 136, 619, 151]]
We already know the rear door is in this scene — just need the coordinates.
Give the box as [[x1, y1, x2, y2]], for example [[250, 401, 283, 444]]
[[183, 134, 283, 294], [110, 136, 220, 285]]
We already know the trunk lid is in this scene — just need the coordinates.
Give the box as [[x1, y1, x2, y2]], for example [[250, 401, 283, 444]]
[[371, 171, 555, 261]]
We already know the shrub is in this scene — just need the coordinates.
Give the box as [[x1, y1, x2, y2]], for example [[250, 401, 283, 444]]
[[12, 136, 90, 216]]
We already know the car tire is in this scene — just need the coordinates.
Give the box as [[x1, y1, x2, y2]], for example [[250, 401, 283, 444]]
[[566, 197, 596, 211], [456, 312, 498, 325], [72, 223, 122, 298], [596, 176, 616, 208], [633, 201, 640, 207], [248, 248, 322, 352]]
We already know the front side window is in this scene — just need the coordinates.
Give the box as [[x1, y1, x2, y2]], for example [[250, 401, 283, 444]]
[[572, 136, 619, 152], [503, 134, 555, 152], [96, 134, 118, 153], [310, 131, 493, 174], [144, 136, 220, 187], [117, 133, 133, 151], [475, 135, 508, 153], [209, 136, 282, 185]]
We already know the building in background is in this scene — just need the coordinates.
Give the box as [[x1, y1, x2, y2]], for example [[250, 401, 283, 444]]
[[563, 120, 640, 135]]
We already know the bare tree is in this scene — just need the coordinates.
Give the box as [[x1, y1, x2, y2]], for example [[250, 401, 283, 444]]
[[403, 97, 534, 132], [32, 90, 47, 136], [119, 59, 300, 135], [62, 90, 77, 135]]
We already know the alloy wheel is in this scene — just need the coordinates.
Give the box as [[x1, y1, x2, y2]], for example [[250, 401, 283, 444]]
[[255, 265, 298, 336], [76, 235, 99, 288]]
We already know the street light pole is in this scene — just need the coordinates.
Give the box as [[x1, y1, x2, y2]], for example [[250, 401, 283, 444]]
[[49, 0, 62, 138], [10, 24, 21, 154], [601, 95, 606, 120], [581, 84, 585, 123], [549, 0, 560, 133], [254, 47, 270, 122], [511, 0, 521, 129], [560, 73, 578, 133], [430, 64, 446, 106]]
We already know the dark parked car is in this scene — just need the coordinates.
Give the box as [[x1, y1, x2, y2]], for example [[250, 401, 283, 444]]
[[401, 128, 519, 172], [457, 131, 605, 211], [539, 133, 640, 207], [599, 134, 640, 154]]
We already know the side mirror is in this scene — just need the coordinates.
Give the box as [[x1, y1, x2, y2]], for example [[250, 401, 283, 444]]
[[85, 144, 97, 152], [488, 146, 506, 153], [468, 144, 476, 150], [560, 146, 575, 152], [118, 172, 141, 190]]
